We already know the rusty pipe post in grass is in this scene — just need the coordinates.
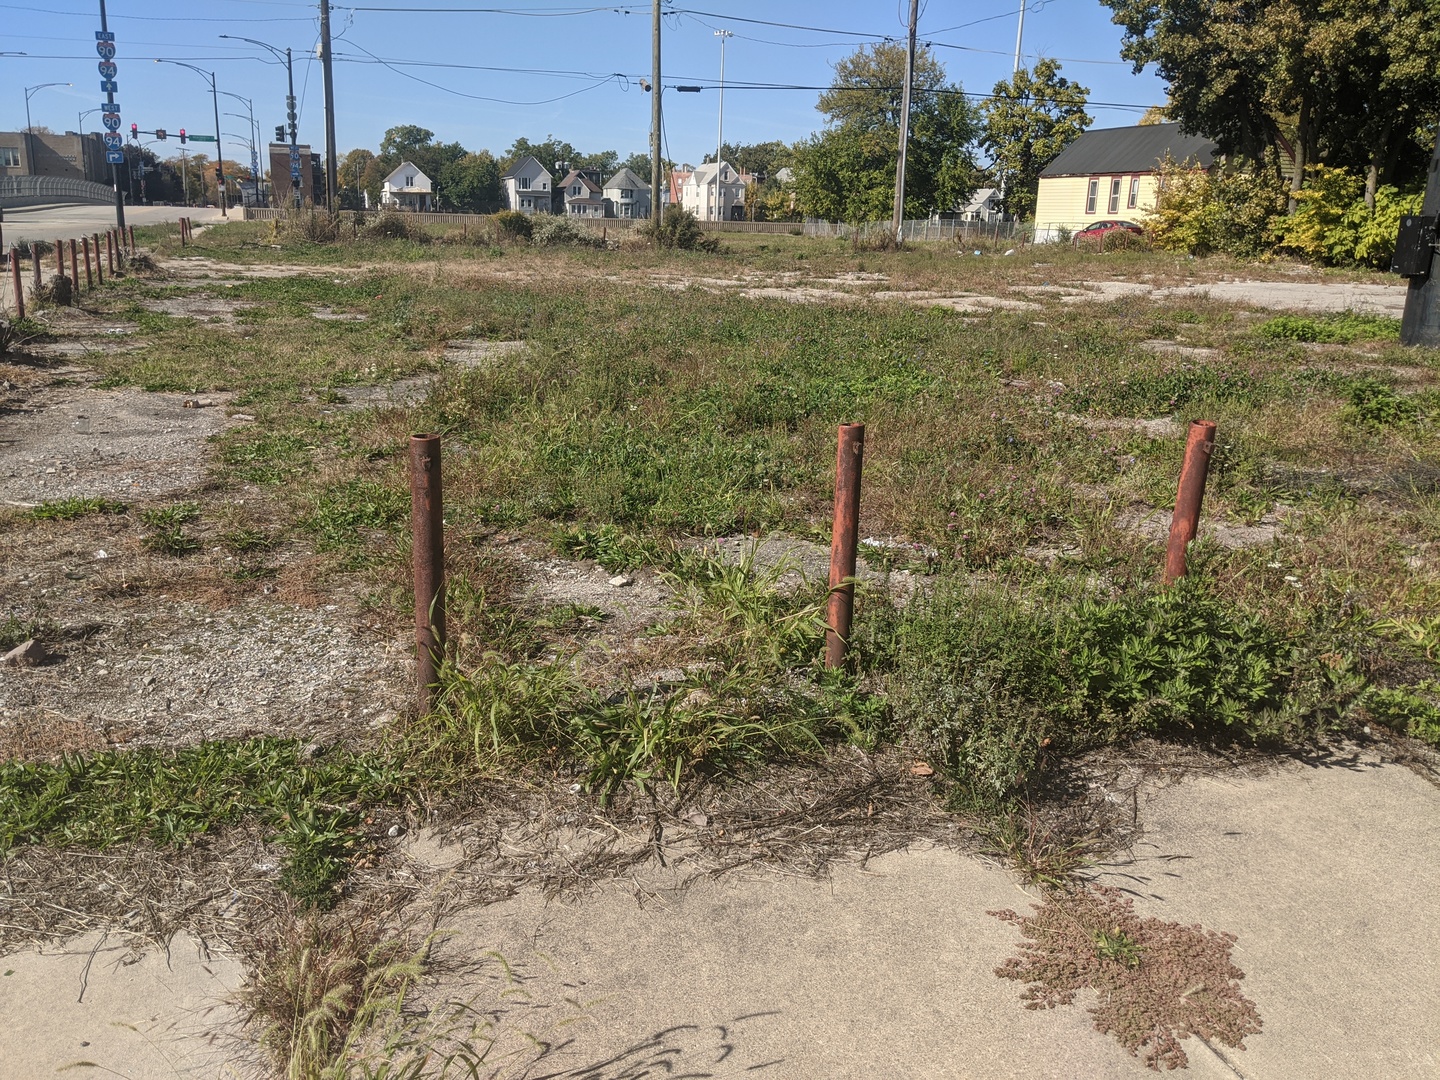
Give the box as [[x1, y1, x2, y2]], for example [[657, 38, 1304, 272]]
[[93, 235, 103, 285], [30, 243, 41, 292], [54, 239, 63, 277], [68, 240, 78, 296], [180, 218, 187, 246], [82, 236, 92, 289], [106, 231, 115, 275], [9, 248, 23, 321], [127, 224, 135, 252], [1164, 420, 1218, 584], [409, 434, 447, 706], [826, 422, 866, 669]]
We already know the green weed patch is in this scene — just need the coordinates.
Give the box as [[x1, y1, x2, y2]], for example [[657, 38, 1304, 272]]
[[1256, 312, 1401, 344]]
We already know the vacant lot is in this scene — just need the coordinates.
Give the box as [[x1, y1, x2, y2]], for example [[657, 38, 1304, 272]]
[[1, 217, 1437, 1076]]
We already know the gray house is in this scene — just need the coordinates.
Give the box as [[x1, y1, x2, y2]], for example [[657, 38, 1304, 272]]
[[602, 167, 651, 219], [501, 155, 553, 214]]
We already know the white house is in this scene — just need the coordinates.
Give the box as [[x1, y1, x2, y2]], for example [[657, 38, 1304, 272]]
[[557, 168, 605, 217], [959, 187, 1003, 222], [380, 161, 433, 211], [502, 155, 553, 214], [602, 167, 651, 219], [679, 160, 746, 221]]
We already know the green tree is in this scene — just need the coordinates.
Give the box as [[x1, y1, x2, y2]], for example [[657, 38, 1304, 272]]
[[1100, 0, 1440, 204], [338, 148, 375, 209], [439, 151, 502, 213], [703, 140, 794, 179], [576, 149, 620, 177], [980, 59, 1092, 220], [504, 135, 579, 173], [792, 42, 982, 223]]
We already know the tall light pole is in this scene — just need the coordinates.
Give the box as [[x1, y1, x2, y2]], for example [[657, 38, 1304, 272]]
[[714, 29, 732, 186], [23, 82, 71, 176], [1013, 0, 1028, 73], [222, 91, 257, 205], [225, 128, 255, 206], [154, 59, 226, 216], [221, 35, 300, 207], [78, 106, 103, 134]]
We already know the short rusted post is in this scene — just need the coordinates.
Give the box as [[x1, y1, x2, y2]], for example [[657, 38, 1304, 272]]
[[30, 243, 41, 292], [409, 434, 446, 705], [94, 234, 104, 285], [9, 248, 24, 320], [179, 218, 187, 246], [106, 231, 116, 274], [1164, 420, 1218, 584], [55, 239, 64, 277], [82, 236, 93, 289], [68, 240, 79, 295], [826, 422, 866, 668], [127, 224, 135, 251]]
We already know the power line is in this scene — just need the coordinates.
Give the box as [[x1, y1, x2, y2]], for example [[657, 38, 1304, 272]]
[[0, 2, 313, 20], [337, 38, 625, 104]]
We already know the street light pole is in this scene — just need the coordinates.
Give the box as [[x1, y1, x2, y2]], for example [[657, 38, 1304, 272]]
[[714, 30, 731, 181], [23, 82, 71, 178], [221, 35, 301, 207], [155, 59, 226, 216], [222, 91, 257, 206]]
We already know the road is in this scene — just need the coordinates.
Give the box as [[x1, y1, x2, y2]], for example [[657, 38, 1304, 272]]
[[0, 204, 225, 249]]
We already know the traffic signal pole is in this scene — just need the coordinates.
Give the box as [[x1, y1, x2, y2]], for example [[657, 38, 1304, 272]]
[[287, 47, 300, 207], [319, 0, 338, 209]]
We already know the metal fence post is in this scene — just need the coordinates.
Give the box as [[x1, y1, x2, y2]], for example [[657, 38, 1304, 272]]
[[82, 236, 93, 289], [29, 243, 40, 292], [68, 240, 78, 294], [826, 422, 866, 668], [1164, 420, 1218, 583], [409, 434, 447, 706], [9, 248, 24, 320]]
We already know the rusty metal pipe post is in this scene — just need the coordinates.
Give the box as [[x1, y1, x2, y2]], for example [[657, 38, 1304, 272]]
[[9, 248, 23, 321], [82, 237, 92, 289], [29, 243, 41, 292], [68, 240, 78, 297], [106, 231, 115, 275], [826, 422, 866, 668], [55, 239, 64, 277], [1164, 420, 1218, 584], [127, 224, 135, 252], [93, 234, 103, 285], [179, 218, 187, 247], [409, 434, 447, 705]]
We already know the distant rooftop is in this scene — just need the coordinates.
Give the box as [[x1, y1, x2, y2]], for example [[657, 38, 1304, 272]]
[[1040, 123, 1218, 178]]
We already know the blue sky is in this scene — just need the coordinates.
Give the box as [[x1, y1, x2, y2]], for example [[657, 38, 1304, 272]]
[[2, 1, 1168, 166]]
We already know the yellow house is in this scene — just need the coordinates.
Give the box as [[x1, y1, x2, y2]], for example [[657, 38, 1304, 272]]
[[1033, 123, 1217, 241]]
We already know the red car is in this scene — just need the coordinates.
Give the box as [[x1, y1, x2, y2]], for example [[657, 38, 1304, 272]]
[[1073, 219, 1145, 246]]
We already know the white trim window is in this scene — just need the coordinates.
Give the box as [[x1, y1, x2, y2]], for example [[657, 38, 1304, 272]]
[[1108, 177, 1122, 214], [518, 176, 530, 190], [0, 146, 20, 166], [1085, 178, 1099, 214], [1128, 176, 1140, 209]]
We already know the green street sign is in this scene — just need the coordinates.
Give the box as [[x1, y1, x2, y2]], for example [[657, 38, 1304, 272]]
[[186, 134, 216, 142]]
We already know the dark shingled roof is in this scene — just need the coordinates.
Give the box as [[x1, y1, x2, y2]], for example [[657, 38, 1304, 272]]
[[1039, 123, 1218, 178]]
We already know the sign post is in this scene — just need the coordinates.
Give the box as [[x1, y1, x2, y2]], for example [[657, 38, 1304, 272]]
[[96, 12, 125, 231]]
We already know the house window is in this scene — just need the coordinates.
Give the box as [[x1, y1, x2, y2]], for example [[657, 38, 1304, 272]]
[[571, 184, 580, 196], [1085, 178, 1099, 214], [1108, 178, 1122, 213], [518, 176, 530, 190], [0, 147, 20, 166], [406, 175, 414, 187], [620, 188, 632, 200], [1128, 176, 1140, 208]]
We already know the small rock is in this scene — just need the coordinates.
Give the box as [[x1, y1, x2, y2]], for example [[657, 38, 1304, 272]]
[[387, 824, 404, 838], [568, 782, 583, 794], [182, 399, 198, 408], [231, 413, 255, 422], [1, 638, 47, 667], [682, 810, 710, 828], [299, 742, 324, 761], [608, 574, 633, 588], [95, 549, 108, 559]]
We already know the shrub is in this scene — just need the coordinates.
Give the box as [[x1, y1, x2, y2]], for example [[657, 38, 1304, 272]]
[[641, 206, 719, 251], [1272, 165, 1423, 268], [359, 208, 431, 243], [531, 214, 598, 247], [492, 210, 533, 240], [1146, 157, 1287, 257], [281, 210, 341, 244]]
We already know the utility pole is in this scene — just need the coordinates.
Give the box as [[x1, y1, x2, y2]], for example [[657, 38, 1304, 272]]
[[650, 0, 662, 221], [1013, 0, 1028, 73], [714, 29, 731, 172], [1400, 130, 1440, 346], [892, 0, 919, 244], [319, 0, 338, 209]]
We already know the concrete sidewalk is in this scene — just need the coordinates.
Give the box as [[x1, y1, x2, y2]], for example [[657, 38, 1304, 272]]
[[0, 754, 1434, 1078]]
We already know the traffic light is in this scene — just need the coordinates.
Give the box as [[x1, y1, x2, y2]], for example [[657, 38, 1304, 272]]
[[155, 128, 167, 141], [178, 129, 186, 145], [275, 125, 285, 142], [214, 165, 223, 183], [130, 122, 138, 140]]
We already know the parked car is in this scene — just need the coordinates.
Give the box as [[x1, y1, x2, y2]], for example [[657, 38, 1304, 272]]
[[1073, 219, 1145, 247]]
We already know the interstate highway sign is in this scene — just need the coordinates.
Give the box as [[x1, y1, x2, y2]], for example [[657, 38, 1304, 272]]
[[96, 41, 116, 60]]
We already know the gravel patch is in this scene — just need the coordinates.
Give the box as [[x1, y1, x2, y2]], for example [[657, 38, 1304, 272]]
[[0, 387, 239, 504]]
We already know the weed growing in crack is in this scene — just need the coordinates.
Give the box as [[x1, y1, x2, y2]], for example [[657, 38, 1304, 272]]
[[991, 885, 1262, 1070], [29, 497, 128, 521]]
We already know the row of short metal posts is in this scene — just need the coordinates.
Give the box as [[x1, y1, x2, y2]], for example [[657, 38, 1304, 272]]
[[6, 226, 135, 318], [402, 419, 1218, 708]]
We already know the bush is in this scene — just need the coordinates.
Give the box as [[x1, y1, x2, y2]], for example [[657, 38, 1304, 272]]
[[1146, 156, 1287, 258], [281, 210, 341, 244], [1272, 165, 1423, 268], [359, 208, 431, 243], [641, 206, 719, 252], [492, 210, 533, 240], [530, 214, 599, 247]]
